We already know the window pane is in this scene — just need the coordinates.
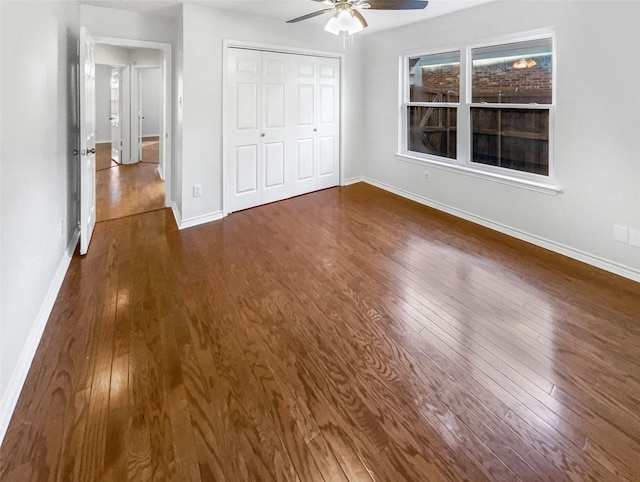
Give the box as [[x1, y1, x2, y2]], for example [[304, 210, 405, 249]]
[[409, 51, 460, 102], [471, 108, 549, 175], [408, 106, 457, 159], [472, 38, 552, 104]]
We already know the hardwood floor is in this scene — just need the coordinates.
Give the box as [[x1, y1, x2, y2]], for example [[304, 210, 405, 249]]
[[96, 161, 165, 223], [142, 136, 160, 164], [1, 183, 639, 481], [96, 142, 117, 171]]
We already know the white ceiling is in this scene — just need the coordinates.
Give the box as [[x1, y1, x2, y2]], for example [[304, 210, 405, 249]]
[[82, 0, 495, 35]]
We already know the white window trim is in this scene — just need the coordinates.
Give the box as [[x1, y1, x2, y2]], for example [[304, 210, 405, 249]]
[[398, 29, 560, 194]]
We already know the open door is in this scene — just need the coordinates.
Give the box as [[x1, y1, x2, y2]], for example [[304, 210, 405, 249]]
[[137, 69, 144, 162], [79, 27, 96, 255], [110, 67, 121, 163]]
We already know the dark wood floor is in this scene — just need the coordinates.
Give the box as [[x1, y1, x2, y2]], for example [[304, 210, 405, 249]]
[[1, 183, 639, 481]]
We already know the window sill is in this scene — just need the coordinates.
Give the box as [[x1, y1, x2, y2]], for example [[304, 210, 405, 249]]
[[395, 153, 562, 195]]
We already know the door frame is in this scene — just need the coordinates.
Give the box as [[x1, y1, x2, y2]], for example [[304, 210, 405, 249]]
[[222, 39, 345, 217], [93, 36, 173, 208]]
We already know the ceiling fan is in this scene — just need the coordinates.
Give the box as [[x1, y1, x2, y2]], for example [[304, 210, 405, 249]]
[[287, 0, 429, 35]]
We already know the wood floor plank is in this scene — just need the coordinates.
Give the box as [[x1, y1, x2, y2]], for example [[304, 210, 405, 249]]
[[2, 183, 640, 481]]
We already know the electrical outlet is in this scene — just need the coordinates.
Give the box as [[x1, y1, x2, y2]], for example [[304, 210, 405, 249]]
[[193, 184, 202, 197], [629, 229, 640, 248], [614, 224, 629, 243]]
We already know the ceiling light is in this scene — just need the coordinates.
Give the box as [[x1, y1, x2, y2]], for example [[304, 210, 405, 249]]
[[325, 8, 364, 35]]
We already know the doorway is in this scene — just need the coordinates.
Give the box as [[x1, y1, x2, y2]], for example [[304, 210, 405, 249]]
[[92, 41, 171, 223]]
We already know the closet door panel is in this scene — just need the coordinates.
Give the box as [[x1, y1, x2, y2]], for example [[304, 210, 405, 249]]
[[227, 48, 262, 212], [316, 57, 340, 189], [264, 141, 285, 188], [262, 53, 290, 203], [297, 138, 315, 181], [291, 56, 318, 196], [235, 145, 259, 194]]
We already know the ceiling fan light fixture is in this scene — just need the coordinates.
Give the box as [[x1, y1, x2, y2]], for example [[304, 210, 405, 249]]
[[324, 8, 364, 35]]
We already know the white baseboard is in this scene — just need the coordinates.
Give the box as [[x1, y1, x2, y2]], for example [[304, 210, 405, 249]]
[[0, 228, 80, 444], [342, 176, 364, 186], [363, 177, 640, 283], [171, 202, 224, 230]]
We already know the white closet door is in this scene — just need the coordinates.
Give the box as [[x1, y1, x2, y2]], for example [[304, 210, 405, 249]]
[[316, 57, 340, 190], [261, 52, 290, 204], [290, 56, 318, 197], [227, 48, 262, 213], [226, 48, 340, 214]]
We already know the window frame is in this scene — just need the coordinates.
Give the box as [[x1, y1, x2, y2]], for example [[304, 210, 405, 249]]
[[398, 30, 559, 193]]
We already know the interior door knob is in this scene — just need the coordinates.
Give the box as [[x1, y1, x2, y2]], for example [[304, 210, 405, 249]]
[[86, 147, 96, 154]]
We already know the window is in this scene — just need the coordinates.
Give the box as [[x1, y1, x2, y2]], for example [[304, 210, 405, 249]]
[[401, 34, 555, 185], [471, 38, 553, 176], [406, 51, 459, 160]]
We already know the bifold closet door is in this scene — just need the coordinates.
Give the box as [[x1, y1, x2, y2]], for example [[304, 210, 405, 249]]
[[227, 48, 340, 213], [314, 56, 340, 190], [227, 48, 262, 213], [261, 52, 290, 205], [290, 55, 340, 196]]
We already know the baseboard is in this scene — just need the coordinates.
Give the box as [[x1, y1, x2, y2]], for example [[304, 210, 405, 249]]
[[0, 228, 80, 444], [342, 176, 364, 186], [171, 202, 223, 230], [363, 177, 640, 283]]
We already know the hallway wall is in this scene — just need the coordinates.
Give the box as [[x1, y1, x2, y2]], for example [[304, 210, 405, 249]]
[[0, 0, 80, 442]]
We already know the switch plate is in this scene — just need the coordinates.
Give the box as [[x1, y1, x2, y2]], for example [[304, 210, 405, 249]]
[[193, 184, 202, 197], [629, 229, 640, 248], [614, 224, 629, 243]]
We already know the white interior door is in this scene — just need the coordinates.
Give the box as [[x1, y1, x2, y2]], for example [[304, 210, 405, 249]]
[[137, 69, 143, 162], [79, 27, 96, 255], [110, 67, 121, 163], [316, 57, 340, 189], [261, 52, 290, 205], [291, 56, 318, 197], [227, 48, 262, 213]]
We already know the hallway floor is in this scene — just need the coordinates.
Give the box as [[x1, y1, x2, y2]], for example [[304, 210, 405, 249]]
[[96, 139, 165, 222]]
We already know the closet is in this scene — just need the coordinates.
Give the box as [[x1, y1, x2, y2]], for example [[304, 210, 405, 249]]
[[226, 47, 340, 213]]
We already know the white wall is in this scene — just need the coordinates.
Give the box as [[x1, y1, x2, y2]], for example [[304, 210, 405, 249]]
[[141, 68, 161, 137], [0, 0, 80, 442], [179, 3, 350, 222], [95, 43, 130, 66], [359, 0, 640, 279], [95, 64, 112, 142]]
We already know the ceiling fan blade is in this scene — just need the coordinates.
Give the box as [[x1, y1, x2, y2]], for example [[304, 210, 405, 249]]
[[352, 9, 368, 28], [286, 8, 334, 23], [367, 0, 429, 10]]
